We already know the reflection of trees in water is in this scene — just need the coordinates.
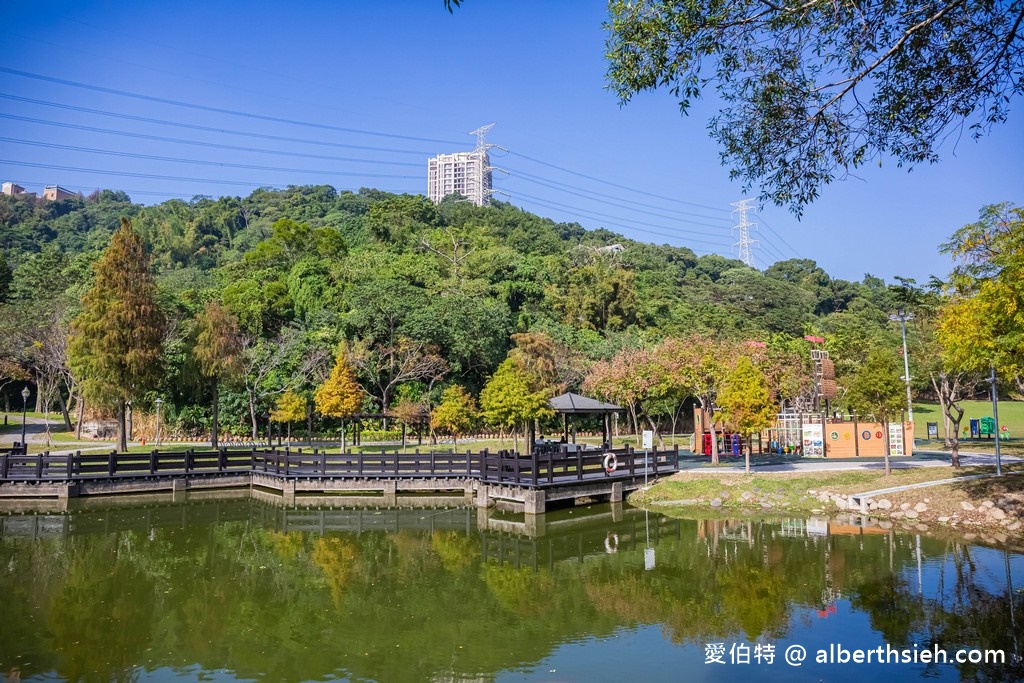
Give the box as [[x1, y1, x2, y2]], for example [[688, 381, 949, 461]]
[[0, 510, 1020, 682], [46, 536, 155, 683]]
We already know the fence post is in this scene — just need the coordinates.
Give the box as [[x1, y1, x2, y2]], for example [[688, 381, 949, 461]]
[[0, 453, 7, 479], [35, 451, 44, 479], [107, 450, 116, 476], [532, 446, 539, 486], [321, 449, 327, 476], [65, 452, 74, 480], [577, 447, 583, 481], [219, 447, 227, 472]]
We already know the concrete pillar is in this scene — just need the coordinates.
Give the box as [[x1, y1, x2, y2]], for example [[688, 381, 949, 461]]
[[282, 481, 296, 506], [523, 511, 546, 538], [383, 481, 397, 506], [476, 505, 493, 531], [171, 478, 186, 502], [58, 482, 80, 501], [611, 500, 624, 522], [523, 489, 546, 515], [476, 484, 491, 508], [610, 482, 623, 503]]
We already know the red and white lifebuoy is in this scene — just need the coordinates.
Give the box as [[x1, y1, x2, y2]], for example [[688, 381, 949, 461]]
[[603, 452, 618, 474]]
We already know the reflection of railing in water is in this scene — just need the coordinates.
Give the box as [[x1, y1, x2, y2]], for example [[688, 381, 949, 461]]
[[0, 498, 478, 540], [480, 512, 685, 569]]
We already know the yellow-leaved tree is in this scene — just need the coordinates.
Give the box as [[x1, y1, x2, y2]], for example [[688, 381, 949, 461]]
[[314, 348, 362, 450], [270, 389, 307, 442]]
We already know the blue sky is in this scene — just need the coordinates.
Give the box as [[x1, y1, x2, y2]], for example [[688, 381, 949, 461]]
[[1, 1, 1021, 284]]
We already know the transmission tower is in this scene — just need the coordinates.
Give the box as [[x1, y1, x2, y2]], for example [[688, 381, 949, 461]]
[[469, 123, 496, 154], [731, 198, 758, 267], [468, 123, 502, 206]]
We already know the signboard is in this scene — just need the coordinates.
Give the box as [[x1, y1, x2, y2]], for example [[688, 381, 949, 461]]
[[642, 430, 654, 450], [888, 423, 905, 456], [927, 422, 939, 439], [802, 423, 824, 457]]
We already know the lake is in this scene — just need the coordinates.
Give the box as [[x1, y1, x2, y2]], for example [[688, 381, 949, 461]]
[[1, 495, 1021, 682]]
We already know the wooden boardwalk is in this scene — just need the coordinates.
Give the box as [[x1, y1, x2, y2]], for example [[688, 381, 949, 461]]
[[0, 445, 681, 513]]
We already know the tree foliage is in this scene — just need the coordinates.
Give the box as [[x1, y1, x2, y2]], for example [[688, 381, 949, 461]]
[[605, 1, 1024, 214], [315, 348, 363, 419], [68, 217, 165, 450], [431, 385, 477, 444]]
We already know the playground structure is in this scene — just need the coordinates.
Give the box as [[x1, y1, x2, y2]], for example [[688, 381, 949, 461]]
[[697, 412, 915, 458], [695, 339, 915, 458]]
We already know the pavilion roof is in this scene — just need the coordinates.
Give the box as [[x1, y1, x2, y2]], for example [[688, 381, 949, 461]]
[[548, 392, 622, 414]]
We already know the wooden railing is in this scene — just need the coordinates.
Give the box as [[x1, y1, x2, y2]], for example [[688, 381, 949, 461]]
[[0, 445, 680, 487]]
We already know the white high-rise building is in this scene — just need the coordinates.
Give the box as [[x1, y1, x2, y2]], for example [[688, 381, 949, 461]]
[[427, 150, 492, 206]]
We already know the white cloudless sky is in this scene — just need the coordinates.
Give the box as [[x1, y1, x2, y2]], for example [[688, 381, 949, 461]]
[[1, 1, 1021, 284]]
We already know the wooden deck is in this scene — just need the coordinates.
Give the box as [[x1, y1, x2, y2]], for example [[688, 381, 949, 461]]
[[0, 445, 680, 513]]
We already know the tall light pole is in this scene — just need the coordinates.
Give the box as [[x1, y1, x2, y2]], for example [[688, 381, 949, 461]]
[[155, 398, 163, 446], [889, 310, 915, 426], [20, 385, 30, 450]]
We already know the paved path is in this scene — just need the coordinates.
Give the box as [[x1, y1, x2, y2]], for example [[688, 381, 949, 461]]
[[681, 450, 1022, 474]]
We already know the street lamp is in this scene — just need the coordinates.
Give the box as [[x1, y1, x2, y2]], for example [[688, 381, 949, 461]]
[[155, 398, 163, 446], [889, 310, 915, 425], [20, 385, 30, 450]]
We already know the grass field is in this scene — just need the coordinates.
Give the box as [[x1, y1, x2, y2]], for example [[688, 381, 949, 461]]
[[913, 401, 1024, 444]]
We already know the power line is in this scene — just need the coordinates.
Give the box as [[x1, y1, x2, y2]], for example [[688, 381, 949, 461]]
[[0, 114, 422, 168], [0, 68, 466, 146], [752, 212, 803, 259], [506, 149, 730, 213], [503, 166, 732, 225], [0, 138, 420, 180], [0, 160, 421, 190], [0, 94, 435, 156], [504, 190, 734, 249]]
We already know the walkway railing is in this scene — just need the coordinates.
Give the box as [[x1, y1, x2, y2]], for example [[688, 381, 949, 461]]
[[0, 444, 680, 488]]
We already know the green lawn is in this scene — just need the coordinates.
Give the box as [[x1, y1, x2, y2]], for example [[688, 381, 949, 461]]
[[913, 400, 1024, 441]]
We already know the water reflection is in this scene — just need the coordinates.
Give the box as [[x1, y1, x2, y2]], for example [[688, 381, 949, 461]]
[[0, 497, 1021, 682]]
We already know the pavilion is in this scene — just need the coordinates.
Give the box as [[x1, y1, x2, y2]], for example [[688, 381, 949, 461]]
[[546, 392, 622, 448]]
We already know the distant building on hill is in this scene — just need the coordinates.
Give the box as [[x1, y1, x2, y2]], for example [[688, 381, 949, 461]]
[[427, 151, 492, 207], [1, 182, 25, 196], [42, 185, 77, 201]]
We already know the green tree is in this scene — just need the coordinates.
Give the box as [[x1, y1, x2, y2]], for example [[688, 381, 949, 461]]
[[933, 204, 1024, 465], [68, 217, 165, 451], [480, 359, 554, 454], [844, 348, 905, 475], [718, 356, 775, 473], [194, 300, 243, 448], [605, 1, 1024, 214], [431, 385, 477, 445], [315, 347, 363, 449]]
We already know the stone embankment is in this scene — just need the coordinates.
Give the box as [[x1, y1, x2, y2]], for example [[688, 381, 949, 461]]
[[810, 487, 1023, 537]]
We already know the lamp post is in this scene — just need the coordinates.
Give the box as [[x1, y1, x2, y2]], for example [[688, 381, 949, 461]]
[[888, 310, 915, 426], [20, 385, 30, 450], [155, 398, 163, 446]]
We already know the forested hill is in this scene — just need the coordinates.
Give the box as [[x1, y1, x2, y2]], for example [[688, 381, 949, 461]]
[[0, 184, 906, 430]]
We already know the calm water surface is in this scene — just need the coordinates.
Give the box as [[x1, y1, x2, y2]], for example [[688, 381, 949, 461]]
[[1, 496, 1021, 682]]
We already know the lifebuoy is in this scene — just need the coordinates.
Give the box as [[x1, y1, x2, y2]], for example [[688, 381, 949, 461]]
[[605, 532, 619, 554], [603, 452, 618, 474]]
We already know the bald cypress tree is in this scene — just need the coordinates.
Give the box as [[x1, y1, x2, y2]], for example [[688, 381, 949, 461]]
[[194, 301, 242, 449], [69, 217, 165, 452]]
